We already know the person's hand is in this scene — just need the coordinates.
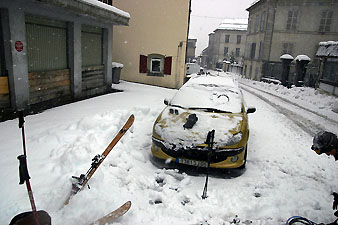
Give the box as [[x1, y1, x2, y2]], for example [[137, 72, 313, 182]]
[[333, 192, 338, 210]]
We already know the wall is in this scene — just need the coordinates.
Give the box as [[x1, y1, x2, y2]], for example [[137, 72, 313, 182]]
[[112, 0, 190, 89], [244, 0, 338, 81], [270, 0, 338, 63]]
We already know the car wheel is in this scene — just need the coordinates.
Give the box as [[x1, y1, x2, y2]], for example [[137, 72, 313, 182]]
[[238, 145, 247, 169]]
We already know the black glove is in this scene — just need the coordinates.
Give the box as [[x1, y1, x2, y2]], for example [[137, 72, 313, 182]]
[[333, 192, 338, 210]]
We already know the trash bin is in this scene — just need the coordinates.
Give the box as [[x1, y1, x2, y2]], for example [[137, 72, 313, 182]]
[[112, 62, 124, 84]]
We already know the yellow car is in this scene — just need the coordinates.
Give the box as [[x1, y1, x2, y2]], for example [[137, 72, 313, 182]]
[[151, 74, 256, 169]]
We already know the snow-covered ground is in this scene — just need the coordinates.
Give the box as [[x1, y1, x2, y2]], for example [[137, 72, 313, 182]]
[[0, 72, 337, 225]]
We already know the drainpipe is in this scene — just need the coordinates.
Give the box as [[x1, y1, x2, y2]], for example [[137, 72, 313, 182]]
[[185, 0, 192, 64]]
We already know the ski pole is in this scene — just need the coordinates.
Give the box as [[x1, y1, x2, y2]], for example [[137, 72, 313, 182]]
[[202, 130, 215, 199], [17, 111, 40, 225]]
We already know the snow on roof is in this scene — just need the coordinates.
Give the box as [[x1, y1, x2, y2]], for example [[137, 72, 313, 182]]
[[247, 0, 262, 11], [216, 18, 248, 31], [316, 41, 338, 57], [188, 35, 197, 40], [280, 54, 294, 60], [79, 0, 130, 18], [295, 55, 311, 61]]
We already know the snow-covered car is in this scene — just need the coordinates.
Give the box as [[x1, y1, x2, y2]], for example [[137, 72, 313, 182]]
[[151, 74, 256, 169]]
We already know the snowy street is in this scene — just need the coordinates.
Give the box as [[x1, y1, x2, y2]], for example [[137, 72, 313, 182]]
[[1, 73, 337, 225]]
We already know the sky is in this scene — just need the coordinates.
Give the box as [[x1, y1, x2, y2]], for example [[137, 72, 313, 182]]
[[189, 0, 255, 56]]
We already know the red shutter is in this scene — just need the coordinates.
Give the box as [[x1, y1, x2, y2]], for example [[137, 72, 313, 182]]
[[139, 55, 147, 73], [164, 56, 172, 75]]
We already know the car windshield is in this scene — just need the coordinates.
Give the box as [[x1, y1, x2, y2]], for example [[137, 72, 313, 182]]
[[170, 75, 243, 113]]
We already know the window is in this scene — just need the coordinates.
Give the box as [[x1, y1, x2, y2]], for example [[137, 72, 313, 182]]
[[286, 10, 298, 30], [254, 15, 259, 33], [319, 10, 333, 32], [150, 58, 161, 73], [282, 43, 294, 55], [139, 54, 172, 76], [260, 11, 266, 32], [258, 42, 263, 59], [224, 47, 229, 55], [225, 35, 230, 43], [250, 43, 256, 59], [235, 48, 240, 57], [236, 35, 241, 44]]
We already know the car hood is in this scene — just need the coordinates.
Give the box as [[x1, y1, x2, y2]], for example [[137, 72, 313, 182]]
[[153, 107, 244, 149]]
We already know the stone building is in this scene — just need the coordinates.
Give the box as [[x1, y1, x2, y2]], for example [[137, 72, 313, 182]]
[[244, 0, 338, 81], [206, 18, 247, 70], [316, 41, 338, 96], [187, 37, 197, 63], [0, 0, 129, 121]]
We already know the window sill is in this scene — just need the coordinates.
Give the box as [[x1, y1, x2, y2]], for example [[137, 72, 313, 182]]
[[147, 72, 164, 77]]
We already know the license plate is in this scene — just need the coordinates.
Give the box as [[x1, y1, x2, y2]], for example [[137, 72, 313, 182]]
[[176, 158, 208, 167]]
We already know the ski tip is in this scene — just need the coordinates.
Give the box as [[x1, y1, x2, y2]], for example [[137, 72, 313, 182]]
[[124, 201, 132, 209], [130, 114, 135, 122]]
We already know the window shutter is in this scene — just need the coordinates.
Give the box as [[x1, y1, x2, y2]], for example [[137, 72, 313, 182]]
[[139, 55, 147, 73], [164, 56, 172, 75]]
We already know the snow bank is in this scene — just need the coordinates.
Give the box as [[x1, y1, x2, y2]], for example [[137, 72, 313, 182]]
[[0, 76, 337, 225]]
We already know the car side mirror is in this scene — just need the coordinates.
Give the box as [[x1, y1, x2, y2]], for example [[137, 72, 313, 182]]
[[247, 107, 256, 114], [164, 98, 169, 105]]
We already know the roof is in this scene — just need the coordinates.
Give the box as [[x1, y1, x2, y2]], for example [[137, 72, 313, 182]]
[[246, 0, 262, 11], [38, 0, 130, 26], [79, 0, 130, 18], [215, 18, 248, 31], [316, 41, 338, 57]]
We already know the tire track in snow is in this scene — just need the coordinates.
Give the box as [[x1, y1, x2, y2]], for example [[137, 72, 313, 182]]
[[240, 83, 338, 136]]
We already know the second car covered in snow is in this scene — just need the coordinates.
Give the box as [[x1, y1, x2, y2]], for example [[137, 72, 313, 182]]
[[151, 73, 256, 169]]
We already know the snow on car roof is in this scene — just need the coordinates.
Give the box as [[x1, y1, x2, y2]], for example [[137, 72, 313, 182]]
[[170, 75, 243, 113]]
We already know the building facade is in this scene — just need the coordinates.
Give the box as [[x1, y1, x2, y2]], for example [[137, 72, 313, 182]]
[[244, 0, 338, 81], [187, 37, 197, 63], [206, 19, 247, 70], [0, 0, 129, 121], [112, 0, 191, 89], [316, 41, 338, 96]]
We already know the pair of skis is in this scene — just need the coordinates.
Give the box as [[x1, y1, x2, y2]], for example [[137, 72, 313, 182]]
[[64, 114, 135, 224]]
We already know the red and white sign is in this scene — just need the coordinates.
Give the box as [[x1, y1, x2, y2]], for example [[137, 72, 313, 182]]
[[15, 41, 24, 52]]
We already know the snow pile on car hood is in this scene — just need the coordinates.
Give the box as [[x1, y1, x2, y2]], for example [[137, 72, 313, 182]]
[[170, 75, 243, 113], [154, 107, 243, 149]]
